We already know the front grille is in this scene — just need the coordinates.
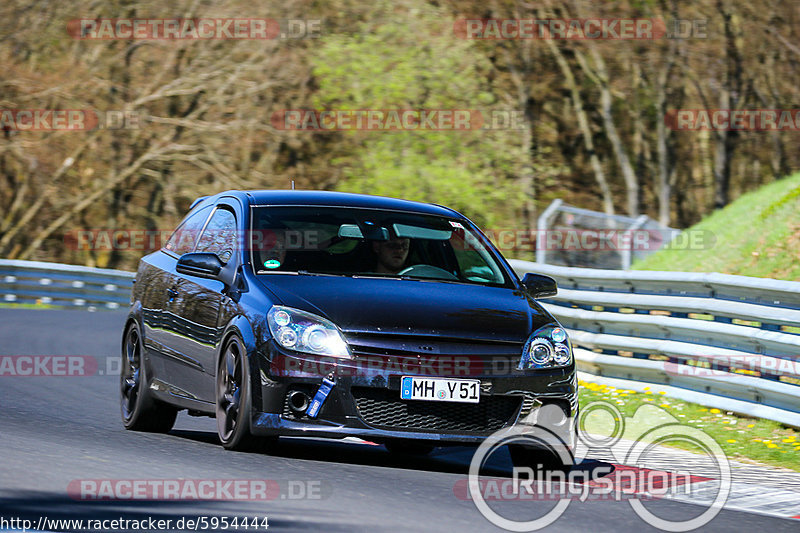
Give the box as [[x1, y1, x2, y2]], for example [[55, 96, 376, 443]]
[[351, 387, 522, 433]]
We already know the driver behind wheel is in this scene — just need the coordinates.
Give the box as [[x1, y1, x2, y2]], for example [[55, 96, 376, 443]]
[[372, 237, 410, 274]]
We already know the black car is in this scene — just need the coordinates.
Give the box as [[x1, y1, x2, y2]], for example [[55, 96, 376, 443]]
[[121, 190, 577, 467]]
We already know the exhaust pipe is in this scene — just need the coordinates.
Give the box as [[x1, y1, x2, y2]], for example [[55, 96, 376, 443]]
[[287, 390, 310, 414]]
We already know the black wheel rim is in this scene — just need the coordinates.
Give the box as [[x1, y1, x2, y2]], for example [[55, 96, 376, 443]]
[[121, 325, 141, 420], [217, 341, 242, 442]]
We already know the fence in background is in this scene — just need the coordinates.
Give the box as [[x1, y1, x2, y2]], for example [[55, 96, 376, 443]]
[[536, 199, 680, 269]]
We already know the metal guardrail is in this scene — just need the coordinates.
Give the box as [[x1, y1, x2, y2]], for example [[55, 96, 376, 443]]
[[0, 259, 134, 310], [511, 259, 800, 427], [1, 258, 798, 426]]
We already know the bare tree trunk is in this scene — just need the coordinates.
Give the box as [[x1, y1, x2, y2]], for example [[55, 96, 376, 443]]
[[542, 38, 614, 215], [575, 49, 639, 216], [713, 1, 743, 209], [712, 90, 733, 209], [499, 29, 538, 248], [655, 42, 678, 226]]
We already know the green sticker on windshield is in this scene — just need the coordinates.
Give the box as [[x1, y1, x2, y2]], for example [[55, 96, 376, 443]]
[[263, 259, 281, 269]]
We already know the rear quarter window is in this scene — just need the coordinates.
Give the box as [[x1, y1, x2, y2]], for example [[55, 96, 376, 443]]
[[164, 205, 212, 255]]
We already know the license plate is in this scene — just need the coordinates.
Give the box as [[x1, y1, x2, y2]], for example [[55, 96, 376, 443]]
[[400, 376, 480, 403]]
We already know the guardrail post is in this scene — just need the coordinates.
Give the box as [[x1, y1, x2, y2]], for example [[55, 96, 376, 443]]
[[536, 199, 563, 265], [621, 214, 649, 270]]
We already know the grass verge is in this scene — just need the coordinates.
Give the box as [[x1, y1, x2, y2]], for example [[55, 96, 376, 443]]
[[0, 302, 57, 310], [579, 379, 800, 472], [633, 172, 800, 280]]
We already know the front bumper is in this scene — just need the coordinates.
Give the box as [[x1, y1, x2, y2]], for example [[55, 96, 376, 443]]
[[250, 343, 578, 446]]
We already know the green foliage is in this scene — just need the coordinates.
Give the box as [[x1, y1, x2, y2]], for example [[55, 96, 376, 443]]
[[634, 173, 800, 280], [310, 0, 526, 227]]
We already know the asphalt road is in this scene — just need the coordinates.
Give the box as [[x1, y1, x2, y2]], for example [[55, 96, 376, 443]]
[[0, 308, 797, 532]]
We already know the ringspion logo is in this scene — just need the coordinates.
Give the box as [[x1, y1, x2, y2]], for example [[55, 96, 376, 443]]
[[466, 401, 731, 530]]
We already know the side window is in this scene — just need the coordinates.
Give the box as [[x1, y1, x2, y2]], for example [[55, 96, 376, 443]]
[[195, 208, 237, 264], [450, 229, 505, 283], [164, 206, 211, 256]]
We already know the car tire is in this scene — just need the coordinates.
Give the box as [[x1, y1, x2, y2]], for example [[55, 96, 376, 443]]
[[120, 321, 178, 433], [384, 440, 435, 456], [508, 444, 572, 475], [216, 335, 265, 452]]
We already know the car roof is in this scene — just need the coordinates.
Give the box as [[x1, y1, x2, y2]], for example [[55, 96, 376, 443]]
[[194, 190, 464, 219]]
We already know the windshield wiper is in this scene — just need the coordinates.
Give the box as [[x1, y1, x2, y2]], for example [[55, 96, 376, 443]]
[[351, 273, 419, 281], [256, 269, 341, 276], [297, 270, 345, 277]]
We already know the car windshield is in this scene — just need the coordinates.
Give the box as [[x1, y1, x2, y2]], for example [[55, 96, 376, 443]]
[[250, 206, 511, 286]]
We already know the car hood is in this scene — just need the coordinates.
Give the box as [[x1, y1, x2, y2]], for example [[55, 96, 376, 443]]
[[254, 275, 554, 343]]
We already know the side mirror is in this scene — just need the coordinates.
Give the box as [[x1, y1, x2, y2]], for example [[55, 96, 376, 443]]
[[521, 273, 558, 298], [176, 252, 224, 280]]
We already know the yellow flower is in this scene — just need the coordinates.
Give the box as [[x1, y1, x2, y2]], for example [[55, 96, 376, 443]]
[[700, 408, 707, 412], [727, 439, 737, 443], [767, 443, 778, 449], [660, 404, 670, 408], [709, 408, 721, 414], [659, 391, 667, 395], [783, 438, 795, 443], [785, 436, 796, 442], [643, 387, 651, 391], [746, 424, 755, 428], [763, 440, 772, 444], [753, 439, 762, 442]]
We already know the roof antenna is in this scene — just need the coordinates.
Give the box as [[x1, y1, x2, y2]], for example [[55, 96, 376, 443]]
[[291, 180, 295, 190]]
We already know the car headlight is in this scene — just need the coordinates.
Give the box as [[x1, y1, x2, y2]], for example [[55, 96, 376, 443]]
[[267, 306, 351, 358], [518, 325, 572, 370]]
